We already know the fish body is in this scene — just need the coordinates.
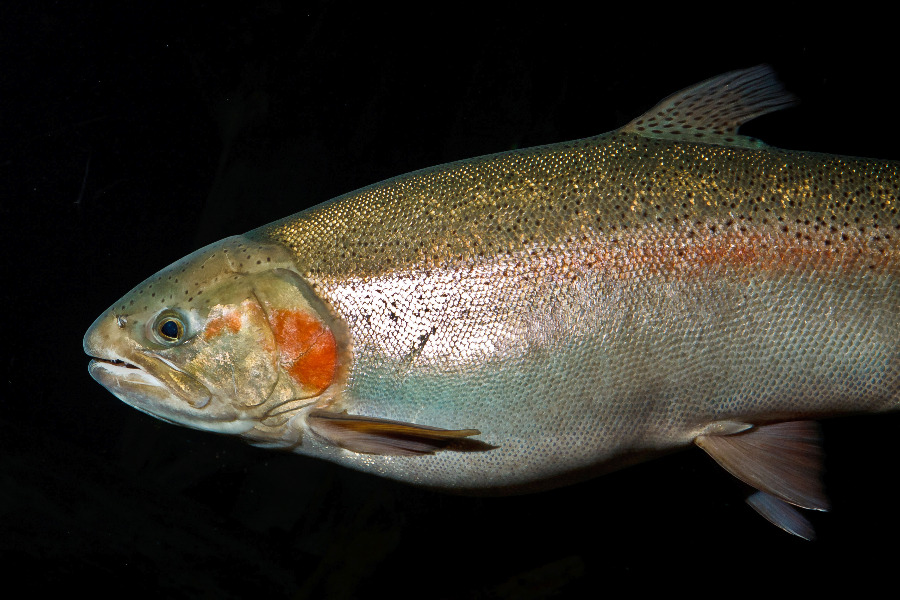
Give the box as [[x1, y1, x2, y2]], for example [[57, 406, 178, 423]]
[[85, 67, 900, 537]]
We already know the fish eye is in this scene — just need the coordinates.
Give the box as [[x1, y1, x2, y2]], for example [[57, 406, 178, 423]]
[[152, 312, 187, 344]]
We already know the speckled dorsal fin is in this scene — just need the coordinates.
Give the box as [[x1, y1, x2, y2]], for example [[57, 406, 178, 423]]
[[307, 409, 494, 456], [621, 65, 797, 148]]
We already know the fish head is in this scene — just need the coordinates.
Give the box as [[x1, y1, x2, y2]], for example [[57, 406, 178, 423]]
[[84, 235, 346, 439]]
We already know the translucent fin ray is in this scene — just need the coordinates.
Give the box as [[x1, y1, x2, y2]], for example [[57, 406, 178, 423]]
[[695, 420, 828, 511], [622, 64, 797, 148], [307, 409, 493, 456]]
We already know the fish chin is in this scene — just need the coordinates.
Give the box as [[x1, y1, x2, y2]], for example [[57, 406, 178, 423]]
[[88, 359, 257, 434]]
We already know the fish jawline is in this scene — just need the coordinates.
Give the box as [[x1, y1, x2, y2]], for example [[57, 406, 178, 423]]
[[87, 359, 257, 435]]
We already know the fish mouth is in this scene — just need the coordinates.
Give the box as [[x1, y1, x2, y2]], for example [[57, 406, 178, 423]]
[[87, 353, 175, 415], [88, 356, 140, 370], [86, 349, 257, 435]]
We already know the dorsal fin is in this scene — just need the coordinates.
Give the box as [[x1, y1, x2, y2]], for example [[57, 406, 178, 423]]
[[621, 65, 797, 148]]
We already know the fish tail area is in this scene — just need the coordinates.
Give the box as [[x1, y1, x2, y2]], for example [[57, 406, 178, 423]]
[[695, 421, 827, 540], [307, 409, 496, 456]]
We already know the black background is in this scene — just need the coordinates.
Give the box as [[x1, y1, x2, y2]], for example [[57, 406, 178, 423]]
[[2, 3, 898, 598]]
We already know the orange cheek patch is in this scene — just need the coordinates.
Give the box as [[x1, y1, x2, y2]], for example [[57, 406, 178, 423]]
[[203, 305, 244, 340], [268, 309, 337, 395]]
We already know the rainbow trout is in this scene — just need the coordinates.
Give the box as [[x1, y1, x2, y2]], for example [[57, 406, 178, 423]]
[[84, 66, 900, 539]]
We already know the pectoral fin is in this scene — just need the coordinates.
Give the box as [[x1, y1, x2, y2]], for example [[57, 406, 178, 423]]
[[695, 420, 828, 539], [307, 409, 494, 456]]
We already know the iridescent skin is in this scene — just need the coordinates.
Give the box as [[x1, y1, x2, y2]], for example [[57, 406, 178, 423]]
[[84, 71, 900, 496], [248, 132, 900, 490]]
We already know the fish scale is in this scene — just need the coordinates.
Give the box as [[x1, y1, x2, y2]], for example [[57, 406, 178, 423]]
[[84, 66, 900, 539], [265, 133, 899, 275]]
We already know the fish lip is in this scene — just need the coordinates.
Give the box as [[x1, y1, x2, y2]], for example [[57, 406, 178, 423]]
[[87, 355, 140, 370]]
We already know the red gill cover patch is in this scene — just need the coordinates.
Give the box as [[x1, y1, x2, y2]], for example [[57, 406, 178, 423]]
[[268, 309, 337, 394]]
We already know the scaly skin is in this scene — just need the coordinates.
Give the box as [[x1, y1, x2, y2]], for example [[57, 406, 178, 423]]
[[245, 130, 900, 491]]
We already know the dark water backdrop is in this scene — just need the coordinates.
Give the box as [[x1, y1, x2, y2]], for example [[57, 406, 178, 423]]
[[2, 4, 897, 598]]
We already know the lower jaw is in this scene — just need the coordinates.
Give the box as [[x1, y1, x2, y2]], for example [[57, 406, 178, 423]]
[[89, 363, 250, 433]]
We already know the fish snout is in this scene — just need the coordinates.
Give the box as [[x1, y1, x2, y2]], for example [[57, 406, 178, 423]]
[[84, 310, 255, 434]]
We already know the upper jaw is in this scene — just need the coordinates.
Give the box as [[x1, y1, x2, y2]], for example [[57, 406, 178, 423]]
[[84, 310, 127, 360], [84, 309, 160, 374], [88, 355, 140, 369], [84, 316, 143, 371]]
